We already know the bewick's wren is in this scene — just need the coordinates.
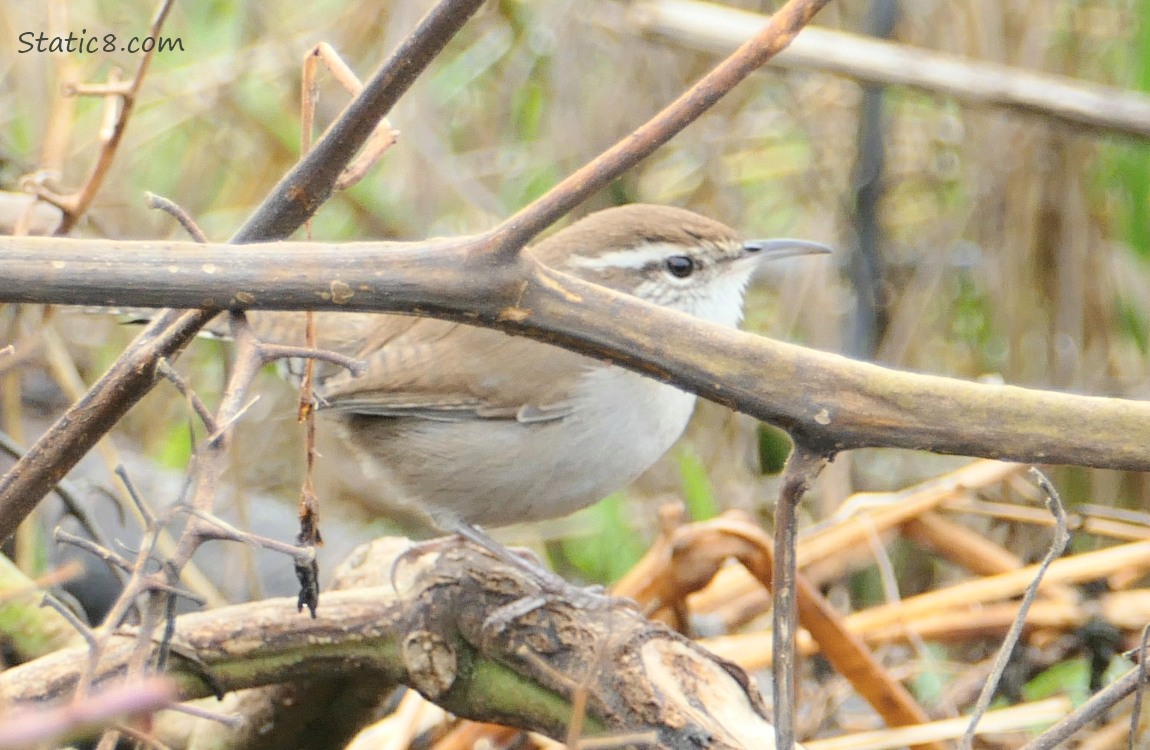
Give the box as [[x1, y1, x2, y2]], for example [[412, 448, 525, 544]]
[[253, 204, 829, 543]]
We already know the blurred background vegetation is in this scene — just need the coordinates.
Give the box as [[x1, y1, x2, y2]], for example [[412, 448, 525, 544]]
[[1, 0, 1149, 617]]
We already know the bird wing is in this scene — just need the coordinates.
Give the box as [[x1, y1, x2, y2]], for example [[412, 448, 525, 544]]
[[251, 312, 588, 423]]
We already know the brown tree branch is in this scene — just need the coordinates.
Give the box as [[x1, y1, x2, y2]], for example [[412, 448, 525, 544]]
[[2, 233, 1147, 469], [771, 447, 827, 750], [0, 541, 777, 750], [632, 0, 1150, 141]]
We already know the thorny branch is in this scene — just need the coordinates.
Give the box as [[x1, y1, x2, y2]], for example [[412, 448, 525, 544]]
[[59, 316, 357, 747]]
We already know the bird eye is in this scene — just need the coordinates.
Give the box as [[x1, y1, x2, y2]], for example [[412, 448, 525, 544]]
[[665, 255, 695, 278]]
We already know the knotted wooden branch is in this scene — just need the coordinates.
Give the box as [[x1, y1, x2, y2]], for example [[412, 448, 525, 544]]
[[0, 539, 780, 750]]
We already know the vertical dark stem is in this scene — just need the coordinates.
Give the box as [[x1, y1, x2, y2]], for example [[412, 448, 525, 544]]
[[771, 445, 827, 750], [847, 0, 897, 359]]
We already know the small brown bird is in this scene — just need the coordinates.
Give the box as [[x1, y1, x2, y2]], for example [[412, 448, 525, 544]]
[[245, 204, 829, 550], [242, 202, 828, 554]]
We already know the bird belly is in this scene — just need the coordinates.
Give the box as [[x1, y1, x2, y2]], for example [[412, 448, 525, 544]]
[[338, 367, 697, 529]]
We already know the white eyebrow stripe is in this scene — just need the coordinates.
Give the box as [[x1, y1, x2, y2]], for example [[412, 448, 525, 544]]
[[566, 242, 688, 271]]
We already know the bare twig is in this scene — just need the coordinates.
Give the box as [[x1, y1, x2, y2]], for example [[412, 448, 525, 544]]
[[55, 529, 132, 574], [488, 0, 832, 259], [145, 192, 208, 243], [155, 359, 218, 434], [301, 42, 399, 191], [0, 430, 106, 545], [1129, 624, 1150, 750], [1021, 663, 1147, 750], [41, 594, 97, 647], [959, 468, 1069, 749], [41, 593, 102, 698], [256, 341, 366, 377], [115, 465, 154, 528], [178, 506, 316, 566], [235, 0, 487, 243], [28, 0, 177, 232], [164, 700, 243, 728], [0, 308, 214, 541]]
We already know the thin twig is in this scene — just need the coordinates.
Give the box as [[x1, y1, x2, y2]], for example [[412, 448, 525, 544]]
[[0, 307, 211, 540], [32, 0, 177, 232], [302, 41, 400, 191], [162, 699, 243, 728], [156, 359, 218, 432], [257, 342, 366, 376], [234, 0, 488, 243], [488, 0, 832, 258], [961, 468, 1070, 750], [145, 192, 208, 243], [115, 465, 155, 528], [633, 0, 1150, 141], [41, 593, 97, 646], [1127, 624, 1150, 750], [178, 506, 316, 566], [41, 593, 102, 697], [1021, 663, 1146, 750], [0, 430, 107, 545], [55, 529, 132, 574]]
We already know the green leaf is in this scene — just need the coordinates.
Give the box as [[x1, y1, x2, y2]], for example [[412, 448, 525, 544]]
[[757, 424, 793, 475], [910, 642, 949, 705], [553, 493, 646, 584], [1023, 659, 1090, 706], [677, 448, 718, 521]]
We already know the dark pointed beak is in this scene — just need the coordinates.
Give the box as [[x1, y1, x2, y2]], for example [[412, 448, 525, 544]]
[[743, 238, 834, 262]]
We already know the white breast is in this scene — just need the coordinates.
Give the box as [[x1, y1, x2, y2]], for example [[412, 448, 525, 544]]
[[557, 364, 698, 500]]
